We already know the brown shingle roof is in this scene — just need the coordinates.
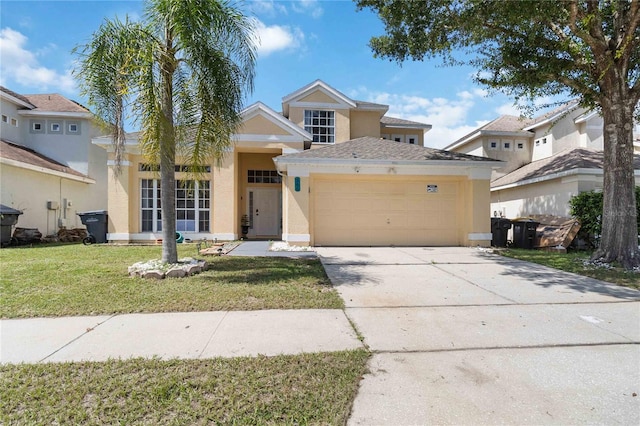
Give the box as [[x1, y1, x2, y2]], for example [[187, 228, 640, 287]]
[[381, 116, 431, 128], [491, 147, 640, 187], [525, 100, 580, 128], [22, 93, 90, 113], [0, 139, 88, 179], [0, 86, 35, 108], [279, 137, 497, 162]]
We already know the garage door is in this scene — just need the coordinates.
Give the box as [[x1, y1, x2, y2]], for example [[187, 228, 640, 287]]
[[313, 176, 461, 246]]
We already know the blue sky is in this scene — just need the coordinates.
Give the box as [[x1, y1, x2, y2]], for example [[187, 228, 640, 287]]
[[0, 0, 529, 148]]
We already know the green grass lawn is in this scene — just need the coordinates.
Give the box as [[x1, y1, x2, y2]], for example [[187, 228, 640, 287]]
[[0, 244, 344, 318], [0, 350, 369, 425], [500, 249, 639, 289]]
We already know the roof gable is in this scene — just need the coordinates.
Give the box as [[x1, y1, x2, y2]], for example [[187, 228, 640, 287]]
[[281, 80, 356, 115], [236, 102, 312, 141]]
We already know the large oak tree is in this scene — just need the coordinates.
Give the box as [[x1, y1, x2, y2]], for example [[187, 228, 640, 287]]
[[357, 0, 640, 268], [74, 0, 256, 263]]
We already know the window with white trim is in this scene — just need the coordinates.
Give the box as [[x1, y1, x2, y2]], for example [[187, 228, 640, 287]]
[[50, 123, 61, 132], [140, 179, 210, 232], [1, 115, 7, 123], [516, 141, 525, 150], [33, 122, 42, 131], [10, 118, 17, 126], [488, 140, 498, 150], [304, 110, 335, 144]]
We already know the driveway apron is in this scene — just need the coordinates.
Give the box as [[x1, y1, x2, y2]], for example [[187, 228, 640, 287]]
[[317, 247, 640, 425]]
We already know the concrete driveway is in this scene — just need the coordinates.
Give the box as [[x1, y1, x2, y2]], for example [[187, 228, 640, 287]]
[[317, 247, 640, 425]]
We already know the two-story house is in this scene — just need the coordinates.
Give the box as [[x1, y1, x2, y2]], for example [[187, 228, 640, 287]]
[[446, 101, 640, 219], [0, 86, 107, 236], [96, 80, 502, 247]]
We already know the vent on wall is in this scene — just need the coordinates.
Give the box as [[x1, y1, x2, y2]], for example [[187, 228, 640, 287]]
[[47, 201, 60, 210]]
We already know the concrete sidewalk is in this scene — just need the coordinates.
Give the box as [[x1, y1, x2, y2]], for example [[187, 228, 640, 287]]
[[0, 309, 362, 364]]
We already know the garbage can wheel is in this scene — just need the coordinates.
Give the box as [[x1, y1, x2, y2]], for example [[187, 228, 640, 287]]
[[83, 235, 96, 245]]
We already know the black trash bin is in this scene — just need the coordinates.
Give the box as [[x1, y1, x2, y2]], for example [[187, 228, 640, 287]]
[[512, 219, 539, 249], [0, 204, 23, 247], [77, 210, 108, 244], [490, 217, 512, 247]]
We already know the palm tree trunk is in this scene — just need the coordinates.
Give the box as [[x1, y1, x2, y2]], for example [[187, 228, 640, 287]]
[[592, 82, 639, 269], [159, 31, 178, 264]]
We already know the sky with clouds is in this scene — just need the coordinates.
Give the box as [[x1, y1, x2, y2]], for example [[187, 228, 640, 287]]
[[0, 0, 532, 148]]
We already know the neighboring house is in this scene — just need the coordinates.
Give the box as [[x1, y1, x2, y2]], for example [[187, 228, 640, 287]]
[[0, 86, 107, 236], [97, 79, 501, 247], [446, 101, 640, 218]]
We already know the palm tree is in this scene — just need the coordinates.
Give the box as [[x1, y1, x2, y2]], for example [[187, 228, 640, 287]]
[[74, 0, 256, 263]]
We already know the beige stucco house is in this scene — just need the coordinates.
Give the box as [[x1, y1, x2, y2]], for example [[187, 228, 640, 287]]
[[96, 80, 501, 247], [0, 86, 107, 236], [447, 101, 640, 219]]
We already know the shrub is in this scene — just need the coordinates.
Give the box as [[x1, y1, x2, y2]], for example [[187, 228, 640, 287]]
[[569, 187, 640, 247]]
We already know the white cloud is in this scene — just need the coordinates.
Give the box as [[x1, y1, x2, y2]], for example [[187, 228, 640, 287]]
[[252, 19, 304, 57], [291, 0, 324, 18], [495, 102, 522, 116], [351, 87, 488, 149], [0, 27, 75, 92], [250, 0, 288, 17]]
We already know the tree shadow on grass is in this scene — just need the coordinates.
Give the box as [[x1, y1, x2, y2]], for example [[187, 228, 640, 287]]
[[193, 256, 332, 287], [489, 255, 640, 300]]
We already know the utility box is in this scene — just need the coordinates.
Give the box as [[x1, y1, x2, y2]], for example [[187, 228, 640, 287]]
[[0, 204, 23, 246], [77, 210, 108, 243], [47, 201, 59, 210]]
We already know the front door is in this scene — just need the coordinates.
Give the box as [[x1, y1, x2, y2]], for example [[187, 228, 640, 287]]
[[248, 188, 281, 237]]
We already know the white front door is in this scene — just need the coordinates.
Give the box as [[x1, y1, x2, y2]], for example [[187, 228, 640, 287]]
[[248, 188, 281, 237]]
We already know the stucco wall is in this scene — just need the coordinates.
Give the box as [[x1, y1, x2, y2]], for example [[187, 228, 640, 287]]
[[350, 110, 381, 140], [381, 128, 424, 146], [0, 163, 101, 236]]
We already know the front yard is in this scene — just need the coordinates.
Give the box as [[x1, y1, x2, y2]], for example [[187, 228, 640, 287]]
[[500, 248, 639, 289], [0, 243, 367, 424], [0, 244, 344, 318]]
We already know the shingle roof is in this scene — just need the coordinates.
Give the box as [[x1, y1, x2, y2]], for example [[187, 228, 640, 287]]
[[450, 115, 533, 148], [381, 116, 432, 128], [355, 100, 388, 110], [278, 137, 497, 163], [491, 147, 640, 187], [0, 139, 88, 178], [22, 93, 90, 113], [525, 100, 580, 129], [0, 86, 35, 108]]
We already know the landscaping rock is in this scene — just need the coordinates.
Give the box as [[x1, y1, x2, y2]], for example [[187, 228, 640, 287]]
[[166, 267, 187, 278], [184, 264, 202, 275], [142, 270, 165, 280]]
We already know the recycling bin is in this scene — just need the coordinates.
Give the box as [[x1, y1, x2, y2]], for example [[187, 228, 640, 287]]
[[490, 217, 512, 247], [512, 219, 539, 249], [77, 210, 108, 244], [0, 204, 23, 246]]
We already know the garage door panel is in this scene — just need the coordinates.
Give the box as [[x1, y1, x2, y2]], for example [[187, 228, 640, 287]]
[[313, 177, 461, 246]]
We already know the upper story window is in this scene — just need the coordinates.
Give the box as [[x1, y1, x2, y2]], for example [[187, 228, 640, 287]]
[[304, 110, 335, 144], [516, 141, 525, 150], [502, 141, 511, 150], [488, 140, 498, 150], [10, 118, 17, 127], [50, 122, 61, 133], [1, 115, 7, 123]]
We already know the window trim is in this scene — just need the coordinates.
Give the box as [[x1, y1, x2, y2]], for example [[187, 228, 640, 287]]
[[304, 109, 335, 144], [140, 178, 211, 233]]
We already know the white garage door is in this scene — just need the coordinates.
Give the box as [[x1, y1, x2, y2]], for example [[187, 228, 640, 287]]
[[313, 176, 461, 246]]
